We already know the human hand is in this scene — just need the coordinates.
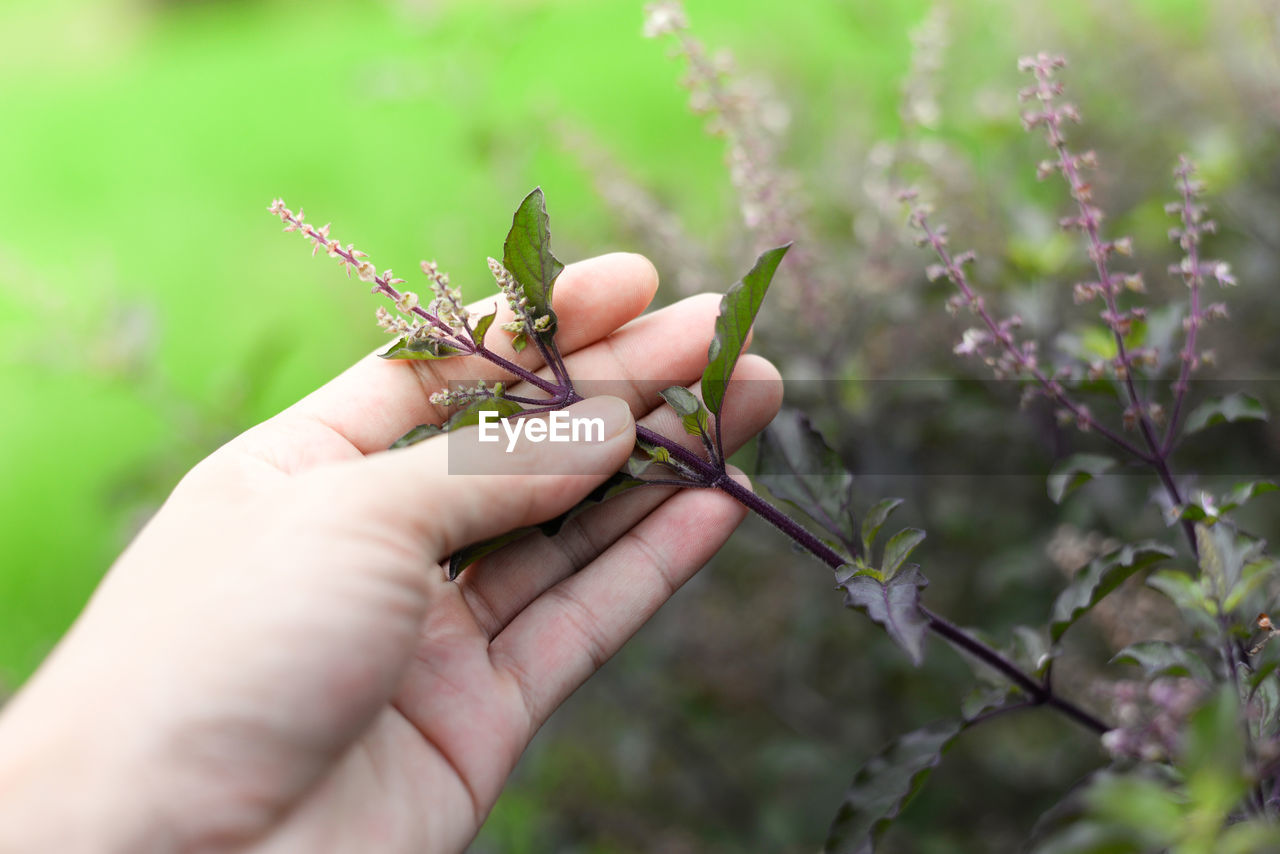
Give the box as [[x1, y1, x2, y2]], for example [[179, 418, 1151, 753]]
[[0, 253, 782, 853]]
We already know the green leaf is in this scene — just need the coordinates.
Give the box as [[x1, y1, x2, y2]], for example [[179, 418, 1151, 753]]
[[955, 625, 1052, 710], [960, 684, 1015, 720], [658, 386, 711, 442], [1217, 821, 1280, 854], [378, 333, 469, 360], [469, 307, 498, 347], [1197, 522, 1244, 601], [841, 566, 930, 665], [701, 244, 791, 421], [861, 498, 904, 558], [756, 410, 856, 556], [1173, 482, 1278, 524], [1183, 687, 1247, 795], [1081, 775, 1185, 847], [1047, 454, 1116, 504], [1049, 542, 1175, 643], [391, 395, 525, 450], [823, 720, 966, 854], [1224, 557, 1278, 614], [1146, 568, 1220, 632], [1183, 393, 1268, 435], [881, 528, 925, 578], [510, 330, 528, 352], [1009, 625, 1054, 680], [502, 187, 564, 341], [390, 423, 444, 449], [445, 395, 525, 430], [1247, 660, 1279, 692], [1252, 677, 1280, 742], [1223, 481, 1279, 512], [1111, 640, 1213, 684]]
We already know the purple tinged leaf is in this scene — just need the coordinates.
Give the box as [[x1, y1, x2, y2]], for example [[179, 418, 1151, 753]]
[[881, 528, 925, 578], [469, 307, 498, 347], [391, 397, 525, 449], [503, 187, 564, 340], [702, 244, 792, 422], [1145, 569, 1219, 634], [756, 410, 857, 557], [1183, 393, 1267, 435], [1049, 542, 1175, 643], [1248, 660, 1280, 692], [841, 565, 930, 665], [961, 685, 1014, 720], [1047, 453, 1116, 504], [1196, 522, 1236, 600], [1009, 625, 1053, 680], [390, 423, 444, 449], [959, 625, 1053, 699], [1194, 522, 1266, 609], [1111, 640, 1212, 684], [823, 720, 966, 854], [378, 334, 469, 360], [861, 498, 904, 558]]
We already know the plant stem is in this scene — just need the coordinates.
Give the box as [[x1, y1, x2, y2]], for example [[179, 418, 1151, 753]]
[[350, 249, 1113, 741], [711, 469, 1109, 736], [923, 607, 1108, 734]]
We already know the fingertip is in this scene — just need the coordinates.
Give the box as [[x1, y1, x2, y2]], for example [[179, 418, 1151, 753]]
[[734, 354, 784, 416], [610, 251, 661, 309], [565, 394, 636, 448], [557, 252, 660, 316]]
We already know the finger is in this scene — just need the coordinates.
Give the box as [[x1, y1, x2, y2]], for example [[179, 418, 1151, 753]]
[[457, 354, 783, 638], [277, 253, 659, 453], [489, 469, 754, 730], [324, 396, 637, 562]]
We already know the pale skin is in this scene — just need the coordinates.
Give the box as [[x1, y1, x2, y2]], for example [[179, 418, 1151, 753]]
[[0, 253, 783, 853]]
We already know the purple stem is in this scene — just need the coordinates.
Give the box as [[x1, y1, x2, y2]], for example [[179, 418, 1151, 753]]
[[461, 313, 1110, 736], [716, 472, 1107, 734], [276, 207, 1108, 739]]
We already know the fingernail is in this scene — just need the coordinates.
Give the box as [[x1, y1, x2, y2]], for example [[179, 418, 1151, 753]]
[[566, 395, 634, 442]]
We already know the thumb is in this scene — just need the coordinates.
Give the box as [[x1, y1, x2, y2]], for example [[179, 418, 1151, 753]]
[[348, 395, 637, 562]]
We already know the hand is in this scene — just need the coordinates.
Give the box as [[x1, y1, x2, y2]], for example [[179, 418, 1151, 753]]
[[0, 253, 782, 853]]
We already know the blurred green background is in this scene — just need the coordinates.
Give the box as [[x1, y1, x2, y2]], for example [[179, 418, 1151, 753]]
[[2, 0, 1278, 850]]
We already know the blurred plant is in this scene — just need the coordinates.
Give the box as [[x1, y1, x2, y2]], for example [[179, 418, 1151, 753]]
[[832, 51, 1280, 854]]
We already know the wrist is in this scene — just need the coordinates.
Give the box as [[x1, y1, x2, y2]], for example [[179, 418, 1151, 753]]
[[0, 671, 169, 854]]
